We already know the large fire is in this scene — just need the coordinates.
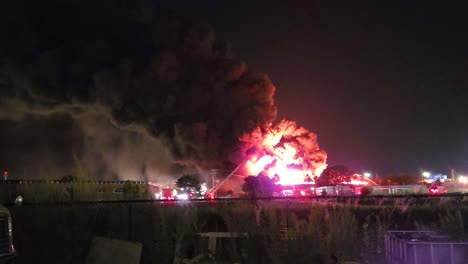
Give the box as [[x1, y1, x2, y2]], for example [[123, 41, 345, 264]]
[[240, 119, 327, 185]]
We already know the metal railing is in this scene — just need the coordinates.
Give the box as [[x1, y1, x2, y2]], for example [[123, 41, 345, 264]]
[[385, 231, 468, 264]]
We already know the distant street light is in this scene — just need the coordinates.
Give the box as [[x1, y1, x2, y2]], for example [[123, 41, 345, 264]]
[[422, 171, 431, 178], [363, 172, 371, 178]]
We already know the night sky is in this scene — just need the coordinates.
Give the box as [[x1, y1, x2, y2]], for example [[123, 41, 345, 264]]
[[162, 1, 468, 175], [0, 1, 467, 178]]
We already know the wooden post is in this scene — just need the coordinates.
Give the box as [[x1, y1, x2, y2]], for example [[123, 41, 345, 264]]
[[128, 204, 132, 240], [208, 236, 217, 255]]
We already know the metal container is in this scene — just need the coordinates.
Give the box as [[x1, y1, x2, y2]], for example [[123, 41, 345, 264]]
[[385, 231, 468, 264]]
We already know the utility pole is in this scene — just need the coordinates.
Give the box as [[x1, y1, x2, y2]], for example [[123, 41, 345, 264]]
[[209, 169, 218, 192], [206, 162, 246, 198]]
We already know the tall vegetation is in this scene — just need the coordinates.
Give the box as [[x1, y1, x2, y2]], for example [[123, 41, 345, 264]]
[[175, 174, 201, 192], [380, 174, 422, 185], [9, 197, 467, 263], [241, 174, 277, 198], [316, 165, 354, 186]]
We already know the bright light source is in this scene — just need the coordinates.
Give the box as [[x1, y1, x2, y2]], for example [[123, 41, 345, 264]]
[[176, 193, 189, 200], [363, 172, 371, 178], [429, 186, 439, 194], [422, 171, 431, 177], [342, 180, 369, 185], [300, 190, 306, 196], [200, 183, 208, 194], [458, 176, 468, 184]]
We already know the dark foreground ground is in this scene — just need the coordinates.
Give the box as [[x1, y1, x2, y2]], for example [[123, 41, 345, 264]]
[[8, 196, 468, 264]]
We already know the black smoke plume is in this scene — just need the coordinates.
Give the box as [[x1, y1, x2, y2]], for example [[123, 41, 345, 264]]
[[0, 0, 277, 181]]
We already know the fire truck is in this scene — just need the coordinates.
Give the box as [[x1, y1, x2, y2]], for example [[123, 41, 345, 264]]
[[161, 188, 176, 200]]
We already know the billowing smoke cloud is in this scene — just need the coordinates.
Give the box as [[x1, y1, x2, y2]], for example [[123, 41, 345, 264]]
[[0, 0, 277, 181], [74, 111, 180, 183]]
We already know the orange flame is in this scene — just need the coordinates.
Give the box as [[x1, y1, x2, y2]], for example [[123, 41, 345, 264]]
[[240, 119, 327, 185]]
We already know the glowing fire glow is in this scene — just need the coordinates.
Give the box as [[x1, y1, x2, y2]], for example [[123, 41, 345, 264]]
[[241, 119, 327, 185], [342, 180, 369, 185]]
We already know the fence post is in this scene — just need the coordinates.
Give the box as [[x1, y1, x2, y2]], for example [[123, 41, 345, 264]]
[[286, 199, 290, 256], [128, 203, 133, 240], [455, 194, 464, 236], [285, 199, 289, 231]]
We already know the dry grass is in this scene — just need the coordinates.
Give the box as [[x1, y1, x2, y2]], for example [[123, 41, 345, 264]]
[[7, 197, 468, 264]]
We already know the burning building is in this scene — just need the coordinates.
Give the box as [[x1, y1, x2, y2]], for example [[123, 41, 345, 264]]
[[205, 119, 328, 197], [0, 0, 328, 190], [240, 119, 327, 185]]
